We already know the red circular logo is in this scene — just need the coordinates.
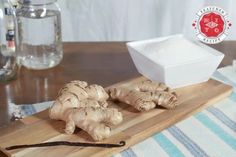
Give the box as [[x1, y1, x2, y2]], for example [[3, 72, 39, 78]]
[[200, 12, 224, 37], [192, 6, 232, 44]]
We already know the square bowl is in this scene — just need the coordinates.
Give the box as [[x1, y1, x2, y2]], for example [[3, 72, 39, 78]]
[[126, 34, 224, 89]]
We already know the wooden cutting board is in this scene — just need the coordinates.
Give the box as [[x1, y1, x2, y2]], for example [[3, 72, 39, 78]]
[[0, 77, 233, 157]]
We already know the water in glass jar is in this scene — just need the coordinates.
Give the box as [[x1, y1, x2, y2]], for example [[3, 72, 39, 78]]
[[17, 9, 63, 69]]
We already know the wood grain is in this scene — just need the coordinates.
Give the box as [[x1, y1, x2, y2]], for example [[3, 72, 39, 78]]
[[0, 77, 232, 157]]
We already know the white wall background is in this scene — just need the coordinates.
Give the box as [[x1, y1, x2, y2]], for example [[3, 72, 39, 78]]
[[58, 0, 236, 41]]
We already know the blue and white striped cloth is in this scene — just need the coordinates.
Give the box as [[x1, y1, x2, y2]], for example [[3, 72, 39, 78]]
[[11, 66, 236, 157]]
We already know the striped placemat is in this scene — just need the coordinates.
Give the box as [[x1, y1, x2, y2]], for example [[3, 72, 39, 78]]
[[8, 66, 236, 157]]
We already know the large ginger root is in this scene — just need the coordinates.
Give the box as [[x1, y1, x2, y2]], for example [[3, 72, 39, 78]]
[[63, 107, 123, 141], [49, 80, 123, 141], [49, 80, 109, 120], [49, 98, 107, 120], [59, 81, 109, 102], [109, 80, 178, 111]]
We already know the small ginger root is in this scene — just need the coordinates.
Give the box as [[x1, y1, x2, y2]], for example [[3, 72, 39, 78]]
[[109, 80, 178, 111], [110, 87, 156, 111], [63, 107, 123, 141], [134, 80, 169, 92]]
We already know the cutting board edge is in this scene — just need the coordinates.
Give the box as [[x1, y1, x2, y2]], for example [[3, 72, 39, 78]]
[[0, 147, 11, 157]]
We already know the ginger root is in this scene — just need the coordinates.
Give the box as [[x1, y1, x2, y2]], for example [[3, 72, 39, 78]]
[[109, 80, 178, 111], [134, 80, 169, 92], [59, 81, 109, 102], [49, 80, 123, 141], [49, 80, 109, 120], [63, 107, 122, 141]]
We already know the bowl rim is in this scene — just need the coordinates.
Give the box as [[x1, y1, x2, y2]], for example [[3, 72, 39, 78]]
[[126, 34, 224, 68]]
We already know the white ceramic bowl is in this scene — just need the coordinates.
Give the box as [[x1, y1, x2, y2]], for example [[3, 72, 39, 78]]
[[126, 34, 224, 89]]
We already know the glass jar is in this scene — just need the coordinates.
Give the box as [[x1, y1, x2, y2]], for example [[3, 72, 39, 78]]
[[16, 0, 63, 70], [0, 0, 18, 82]]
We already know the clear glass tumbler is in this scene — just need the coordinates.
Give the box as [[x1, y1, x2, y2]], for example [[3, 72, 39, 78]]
[[16, 0, 63, 70]]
